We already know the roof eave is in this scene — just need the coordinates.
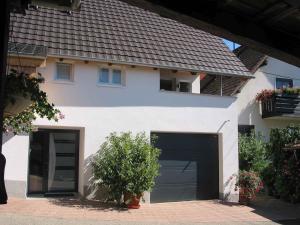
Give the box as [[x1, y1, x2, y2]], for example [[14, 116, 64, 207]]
[[47, 54, 254, 78]]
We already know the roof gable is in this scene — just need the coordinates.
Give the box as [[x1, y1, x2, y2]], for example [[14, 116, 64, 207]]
[[234, 46, 267, 74]]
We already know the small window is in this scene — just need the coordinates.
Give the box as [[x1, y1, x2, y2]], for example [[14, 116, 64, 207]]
[[179, 81, 190, 93], [276, 78, 293, 89], [160, 79, 173, 91], [99, 68, 109, 83], [56, 63, 72, 81], [238, 125, 255, 136], [99, 68, 123, 86], [112, 69, 122, 85]]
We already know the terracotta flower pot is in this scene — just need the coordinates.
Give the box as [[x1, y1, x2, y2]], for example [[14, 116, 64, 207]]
[[124, 192, 142, 209]]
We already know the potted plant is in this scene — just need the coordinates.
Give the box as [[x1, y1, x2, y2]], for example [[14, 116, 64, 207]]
[[255, 89, 275, 102], [235, 170, 263, 205], [92, 132, 160, 209]]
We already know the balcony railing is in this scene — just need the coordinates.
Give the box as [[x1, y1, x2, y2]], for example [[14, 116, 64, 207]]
[[261, 94, 300, 118]]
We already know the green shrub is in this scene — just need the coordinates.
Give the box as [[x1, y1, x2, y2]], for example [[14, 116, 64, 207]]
[[92, 132, 160, 204], [265, 125, 300, 203], [238, 132, 269, 175]]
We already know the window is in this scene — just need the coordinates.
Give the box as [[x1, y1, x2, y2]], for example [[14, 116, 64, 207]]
[[276, 78, 293, 89], [160, 78, 191, 93], [112, 69, 122, 85], [99, 68, 123, 86], [99, 68, 109, 83], [56, 63, 72, 81], [238, 125, 255, 136], [160, 79, 173, 91], [179, 81, 190, 93]]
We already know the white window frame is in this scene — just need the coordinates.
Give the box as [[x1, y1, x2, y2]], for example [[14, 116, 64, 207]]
[[55, 62, 74, 83], [98, 66, 125, 87]]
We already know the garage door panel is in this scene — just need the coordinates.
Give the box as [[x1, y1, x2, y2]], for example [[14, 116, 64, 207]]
[[151, 132, 219, 203], [156, 160, 197, 184], [151, 184, 198, 203]]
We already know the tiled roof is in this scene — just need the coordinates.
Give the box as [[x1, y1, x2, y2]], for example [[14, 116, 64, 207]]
[[233, 46, 267, 73], [10, 0, 251, 77]]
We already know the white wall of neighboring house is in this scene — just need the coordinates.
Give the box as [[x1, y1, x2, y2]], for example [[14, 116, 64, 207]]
[[236, 57, 300, 140], [3, 58, 240, 202]]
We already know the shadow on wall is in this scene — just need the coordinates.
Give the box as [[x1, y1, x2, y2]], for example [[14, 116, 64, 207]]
[[82, 154, 111, 201], [222, 174, 238, 202], [2, 132, 28, 145], [238, 99, 263, 126], [2, 132, 15, 145]]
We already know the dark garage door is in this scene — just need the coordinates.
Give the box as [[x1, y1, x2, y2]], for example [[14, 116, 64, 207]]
[[151, 132, 219, 203]]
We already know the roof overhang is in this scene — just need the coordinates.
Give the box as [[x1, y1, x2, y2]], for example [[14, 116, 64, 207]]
[[47, 54, 254, 79]]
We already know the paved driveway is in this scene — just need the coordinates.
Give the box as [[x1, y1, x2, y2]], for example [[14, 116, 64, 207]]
[[0, 196, 300, 225]]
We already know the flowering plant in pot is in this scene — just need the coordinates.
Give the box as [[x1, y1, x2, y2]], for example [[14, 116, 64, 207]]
[[235, 170, 263, 205], [255, 89, 275, 102], [92, 132, 160, 209]]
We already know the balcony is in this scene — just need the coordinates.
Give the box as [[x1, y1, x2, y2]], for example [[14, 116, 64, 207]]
[[261, 94, 300, 118]]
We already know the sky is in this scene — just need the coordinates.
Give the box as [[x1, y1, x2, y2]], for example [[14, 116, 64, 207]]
[[223, 39, 240, 51]]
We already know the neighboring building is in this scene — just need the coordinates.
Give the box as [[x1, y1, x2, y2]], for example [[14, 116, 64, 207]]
[[235, 46, 300, 139], [3, 0, 251, 203]]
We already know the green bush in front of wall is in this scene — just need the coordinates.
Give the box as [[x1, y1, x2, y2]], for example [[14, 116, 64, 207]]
[[238, 132, 270, 176], [264, 125, 300, 203], [91, 132, 160, 204]]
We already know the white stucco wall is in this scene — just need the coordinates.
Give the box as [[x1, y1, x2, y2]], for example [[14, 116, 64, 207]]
[[3, 58, 239, 202], [236, 57, 300, 140]]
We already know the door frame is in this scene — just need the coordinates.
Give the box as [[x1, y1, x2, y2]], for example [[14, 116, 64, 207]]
[[27, 128, 80, 196]]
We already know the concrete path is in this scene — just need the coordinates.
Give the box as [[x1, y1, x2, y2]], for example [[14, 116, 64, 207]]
[[0, 195, 299, 225], [1, 214, 300, 225]]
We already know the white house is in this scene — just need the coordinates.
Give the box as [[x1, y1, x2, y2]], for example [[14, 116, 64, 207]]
[[3, 0, 252, 203], [235, 46, 300, 139]]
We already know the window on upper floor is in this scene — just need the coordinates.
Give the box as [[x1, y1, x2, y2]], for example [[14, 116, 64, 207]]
[[160, 78, 191, 93], [276, 78, 293, 89], [178, 81, 191, 93], [99, 68, 123, 86], [238, 125, 255, 136], [160, 79, 175, 91], [56, 63, 73, 81]]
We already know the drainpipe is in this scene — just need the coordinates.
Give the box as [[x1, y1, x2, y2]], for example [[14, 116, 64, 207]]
[[0, 0, 10, 204]]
